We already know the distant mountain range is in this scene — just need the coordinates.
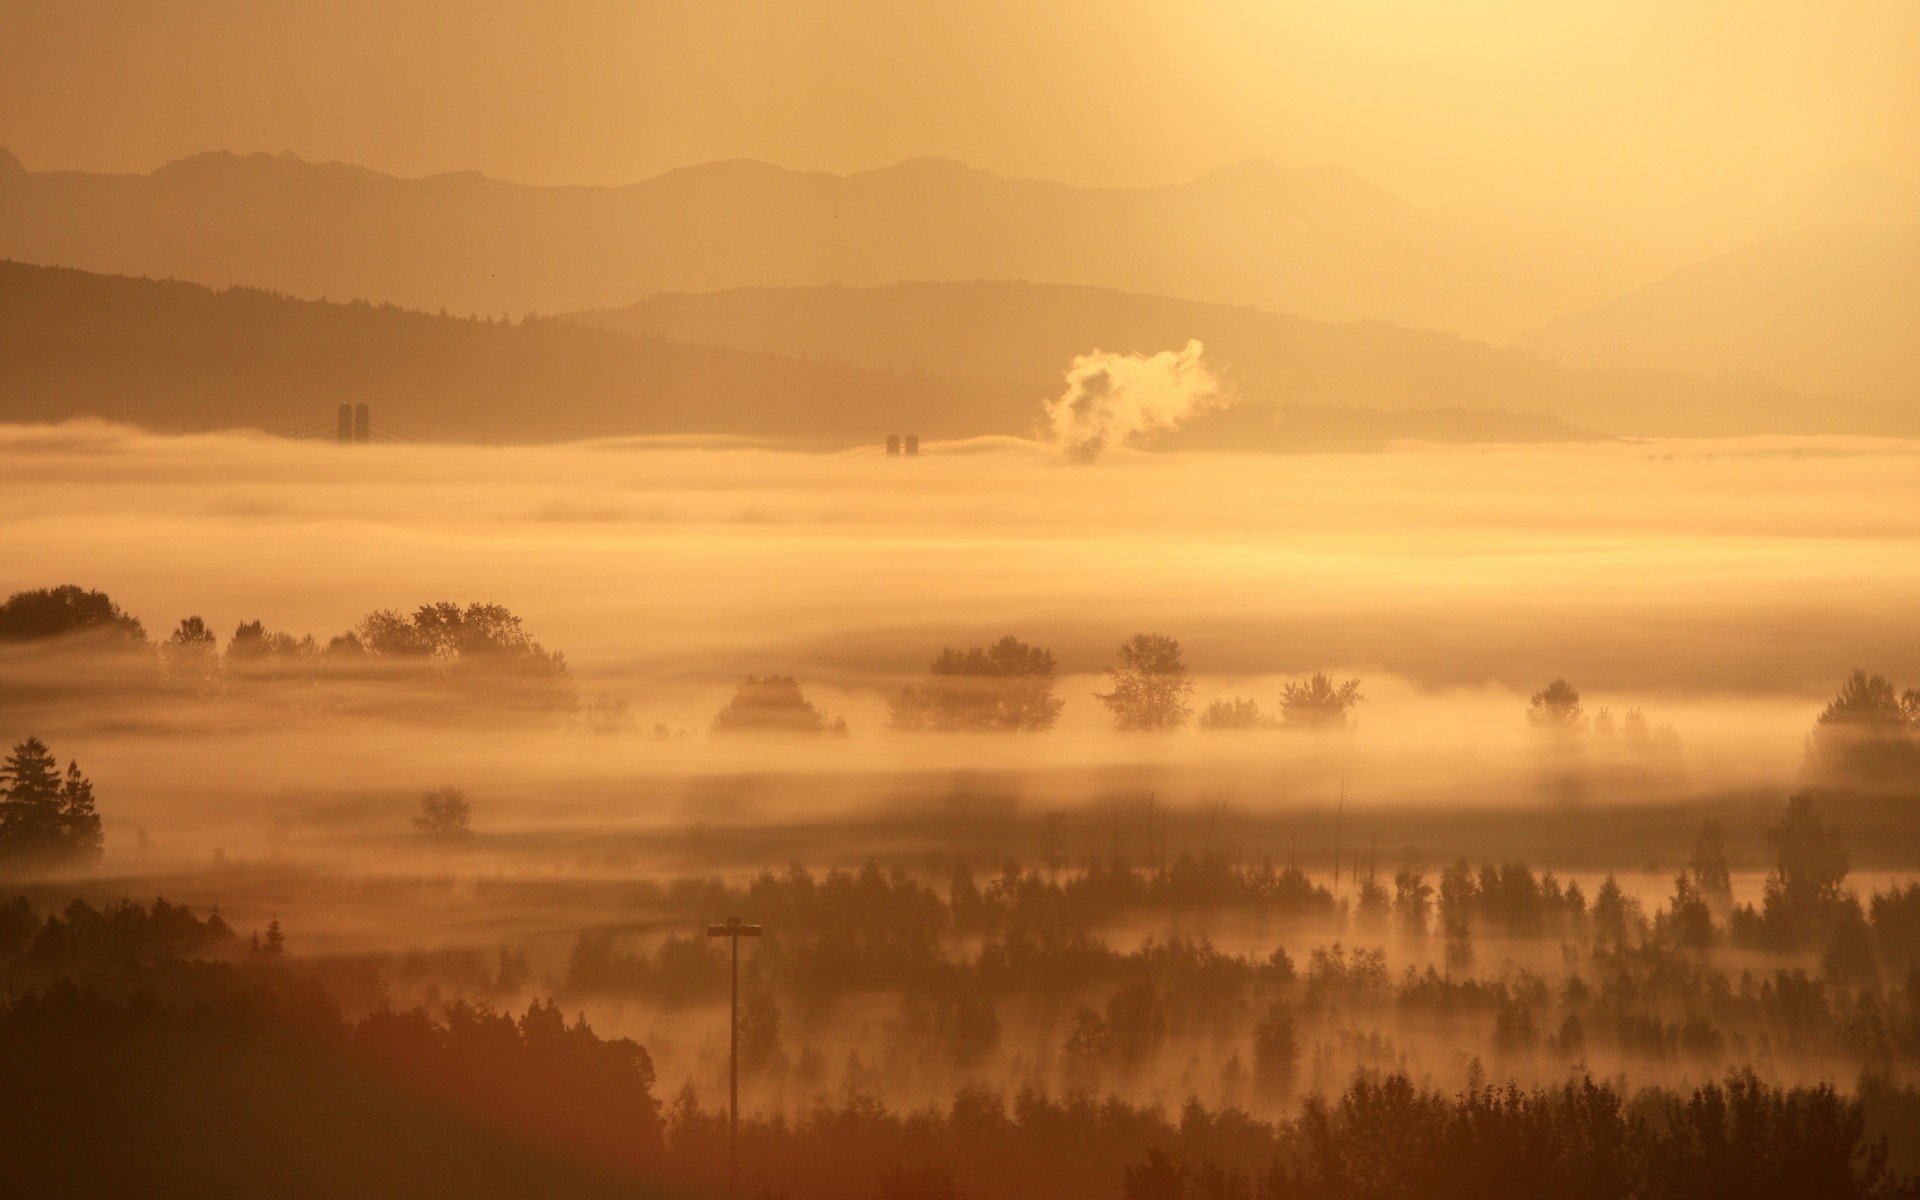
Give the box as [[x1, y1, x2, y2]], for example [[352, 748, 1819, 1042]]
[[14, 260, 1912, 448], [3, 144, 1914, 439], [0, 146, 1706, 340], [0, 261, 992, 444], [1, 261, 1609, 448], [566, 280, 1907, 437], [1514, 223, 1920, 407]]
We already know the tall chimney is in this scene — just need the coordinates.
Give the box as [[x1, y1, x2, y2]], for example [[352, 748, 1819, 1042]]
[[904, 434, 919, 457], [353, 404, 371, 444], [337, 404, 353, 444], [886, 434, 901, 456]]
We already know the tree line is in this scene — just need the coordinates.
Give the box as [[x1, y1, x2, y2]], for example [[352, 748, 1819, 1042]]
[[0, 585, 575, 718], [7, 588, 1915, 773], [2, 892, 1914, 1199]]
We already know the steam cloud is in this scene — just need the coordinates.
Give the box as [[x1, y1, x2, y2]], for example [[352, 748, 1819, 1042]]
[[1043, 339, 1224, 462]]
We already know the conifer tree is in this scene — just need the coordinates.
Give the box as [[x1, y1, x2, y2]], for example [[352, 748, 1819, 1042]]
[[59, 760, 104, 862], [0, 737, 67, 860], [0, 738, 105, 864]]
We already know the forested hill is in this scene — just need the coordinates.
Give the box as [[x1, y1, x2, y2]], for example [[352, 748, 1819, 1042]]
[[0, 262, 1601, 448], [566, 279, 1900, 438], [0, 261, 1005, 445]]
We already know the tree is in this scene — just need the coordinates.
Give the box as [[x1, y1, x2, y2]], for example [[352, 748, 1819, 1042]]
[[1097, 634, 1193, 731], [58, 760, 103, 862], [1658, 872, 1715, 950], [1688, 819, 1732, 900], [1102, 983, 1167, 1067], [0, 737, 64, 861], [1808, 669, 1919, 780], [0, 586, 146, 646], [888, 636, 1064, 732], [1279, 673, 1365, 730], [227, 620, 315, 664], [0, 737, 103, 865], [351, 602, 575, 713], [1123, 1149, 1187, 1200], [1817, 669, 1913, 732], [1252, 999, 1300, 1099], [413, 787, 473, 841], [1527, 679, 1585, 731], [1763, 791, 1848, 928], [711, 676, 845, 735], [160, 616, 221, 690], [1198, 698, 1266, 730], [737, 987, 783, 1072], [1438, 859, 1476, 970], [1591, 874, 1636, 948], [1393, 863, 1433, 937]]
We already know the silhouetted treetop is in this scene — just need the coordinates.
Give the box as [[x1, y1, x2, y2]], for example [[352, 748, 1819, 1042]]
[[1280, 673, 1365, 730], [889, 636, 1064, 732], [712, 676, 846, 735], [228, 619, 317, 663], [349, 601, 576, 713], [1098, 633, 1193, 731], [414, 787, 473, 841], [0, 586, 146, 646], [1819, 669, 1917, 732], [1809, 669, 1920, 781], [0, 737, 103, 867], [357, 602, 566, 670], [1527, 678, 1585, 731], [1198, 697, 1267, 730]]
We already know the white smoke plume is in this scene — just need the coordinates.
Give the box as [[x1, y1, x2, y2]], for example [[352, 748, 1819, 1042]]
[[1042, 339, 1223, 462]]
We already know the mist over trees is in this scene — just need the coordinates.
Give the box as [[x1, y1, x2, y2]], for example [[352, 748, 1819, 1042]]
[[1527, 678, 1586, 731], [1198, 697, 1269, 730], [1098, 634, 1194, 731], [3, 587, 578, 720], [1279, 674, 1365, 730], [0, 586, 148, 659], [9, 14, 1920, 1195], [1809, 669, 1920, 783], [889, 636, 1065, 733], [1519, 679, 1683, 774], [711, 676, 846, 735], [158, 616, 219, 692], [1198, 675, 1365, 732], [414, 787, 474, 842], [10, 880, 1920, 1200]]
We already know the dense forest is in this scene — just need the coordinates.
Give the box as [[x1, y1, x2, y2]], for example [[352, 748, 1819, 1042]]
[[4, 892, 1917, 1199]]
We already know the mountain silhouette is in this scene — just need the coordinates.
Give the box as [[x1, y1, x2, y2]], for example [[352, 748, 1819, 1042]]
[[0, 261, 999, 444], [1514, 223, 1920, 407], [0, 149, 1658, 340], [0, 261, 1615, 448], [567, 280, 1890, 437]]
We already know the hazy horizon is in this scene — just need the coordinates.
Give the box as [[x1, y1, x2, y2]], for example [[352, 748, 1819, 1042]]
[[6, 1, 1917, 210]]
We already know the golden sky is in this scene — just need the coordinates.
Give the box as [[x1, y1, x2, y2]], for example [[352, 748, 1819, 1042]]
[[4, 0, 1916, 205]]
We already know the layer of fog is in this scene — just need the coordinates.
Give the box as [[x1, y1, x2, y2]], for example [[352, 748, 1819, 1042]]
[[7, 421, 1917, 692], [6, 419, 1917, 943]]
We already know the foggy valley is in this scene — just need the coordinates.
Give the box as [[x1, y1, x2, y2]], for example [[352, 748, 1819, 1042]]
[[3, 3, 1919, 1197]]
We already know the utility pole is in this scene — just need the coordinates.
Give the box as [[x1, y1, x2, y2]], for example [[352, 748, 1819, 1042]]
[[706, 916, 762, 1198]]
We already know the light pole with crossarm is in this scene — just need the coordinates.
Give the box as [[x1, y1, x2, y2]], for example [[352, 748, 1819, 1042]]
[[706, 916, 762, 1198]]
